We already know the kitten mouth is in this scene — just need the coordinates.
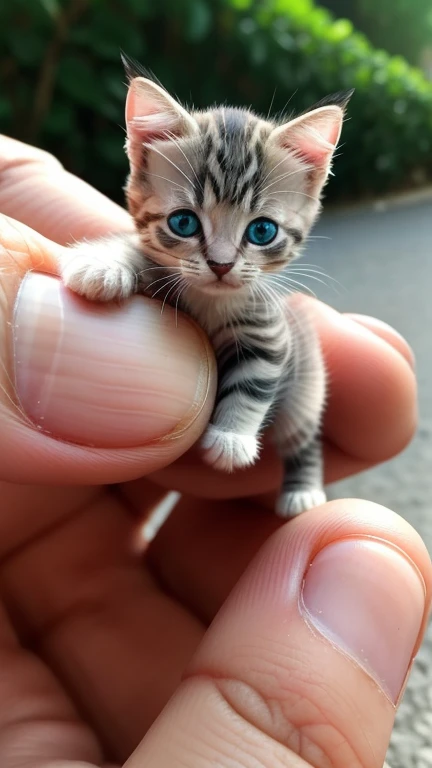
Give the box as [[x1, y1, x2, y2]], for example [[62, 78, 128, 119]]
[[199, 281, 245, 295]]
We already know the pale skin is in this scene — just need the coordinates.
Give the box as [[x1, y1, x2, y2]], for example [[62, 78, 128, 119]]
[[0, 134, 430, 768]]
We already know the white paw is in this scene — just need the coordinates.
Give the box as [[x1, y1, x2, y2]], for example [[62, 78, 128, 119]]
[[200, 426, 259, 472], [62, 252, 136, 302], [276, 488, 327, 518]]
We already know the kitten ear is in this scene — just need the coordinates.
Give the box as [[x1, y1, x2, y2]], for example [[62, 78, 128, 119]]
[[125, 77, 197, 154], [271, 105, 344, 170]]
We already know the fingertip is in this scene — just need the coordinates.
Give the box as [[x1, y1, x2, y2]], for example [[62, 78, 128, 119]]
[[284, 297, 417, 463], [346, 313, 415, 371], [319, 306, 417, 462]]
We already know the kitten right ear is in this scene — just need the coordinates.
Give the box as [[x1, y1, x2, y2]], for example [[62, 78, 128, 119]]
[[125, 77, 197, 164]]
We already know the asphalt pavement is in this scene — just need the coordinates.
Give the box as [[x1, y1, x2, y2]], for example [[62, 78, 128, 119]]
[[305, 194, 432, 767]]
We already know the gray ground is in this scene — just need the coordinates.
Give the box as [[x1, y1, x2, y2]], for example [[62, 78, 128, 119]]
[[305, 195, 432, 767]]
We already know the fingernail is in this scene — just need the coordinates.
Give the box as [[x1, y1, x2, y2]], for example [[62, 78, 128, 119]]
[[302, 538, 425, 703], [13, 273, 210, 447]]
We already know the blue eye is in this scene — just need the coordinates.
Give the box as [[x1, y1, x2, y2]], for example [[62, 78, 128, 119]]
[[245, 217, 278, 246], [167, 210, 201, 238]]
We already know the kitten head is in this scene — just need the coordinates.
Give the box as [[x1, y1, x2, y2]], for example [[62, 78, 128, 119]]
[[123, 60, 352, 298]]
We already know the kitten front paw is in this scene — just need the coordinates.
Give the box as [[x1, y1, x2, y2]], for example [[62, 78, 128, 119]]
[[276, 488, 326, 518], [201, 426, 259, 472], [62, 250, 136, 302]]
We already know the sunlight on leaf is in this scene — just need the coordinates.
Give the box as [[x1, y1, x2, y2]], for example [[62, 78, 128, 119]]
[[39, 0, 59, 17]]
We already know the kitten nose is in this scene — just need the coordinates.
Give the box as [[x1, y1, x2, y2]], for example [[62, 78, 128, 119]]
[[207, 260, 235, 278]]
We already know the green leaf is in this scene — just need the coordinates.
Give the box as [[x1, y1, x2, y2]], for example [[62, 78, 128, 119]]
[[39, 0, 60, 18], [184, 0, 212, 42], [230, 0, 253, 8], [44, 102, 75, 134], [0, 97, 11, 121], [9, 30, 46, 64], [57, 57, 103, 107], [98, 133, 128, 166], [326, 18, 352, 42], [125, 0, 153, 17]]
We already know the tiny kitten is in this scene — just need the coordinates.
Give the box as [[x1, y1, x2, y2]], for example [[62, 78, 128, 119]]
[[61, 56, 352, 517]]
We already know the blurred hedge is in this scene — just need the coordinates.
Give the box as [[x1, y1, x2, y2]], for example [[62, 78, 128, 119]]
[[320, 0, 432, 67], [2, 0, 432, 203]]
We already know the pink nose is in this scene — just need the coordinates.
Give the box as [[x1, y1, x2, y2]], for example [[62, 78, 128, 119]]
[[207, 260, 235, 278]]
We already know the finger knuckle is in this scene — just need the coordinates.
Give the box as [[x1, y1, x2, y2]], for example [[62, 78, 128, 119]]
[[200, 671, 362, 768]]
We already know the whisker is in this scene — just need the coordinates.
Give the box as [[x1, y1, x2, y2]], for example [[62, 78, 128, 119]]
[[287, 264, 344, 293], [160, 276, 184, 316], [289, 266, 339, 280], [303, 235, 331, 241], [258, 166, 313, 195], [267, 274, 317, 299], [145, 171, 190, 195], [266, 87, 277, 121], [299, 274, 338, 291], [255, 280, 287, 317], [148, 145, 194, 190], [137, 265, 181, 277], [266, 190, 319, 202], [259, 156, 295, 188], [150, 274, 183, 298], [174, 281, 188, 327], [165, 130, 204, 192], [289, 261, 334, 270], [145, 272, 180, 290], [278, 89, 298, 120], [259, 278, 307, 342]]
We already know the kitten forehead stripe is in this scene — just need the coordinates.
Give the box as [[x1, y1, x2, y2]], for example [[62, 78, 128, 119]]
[[190, 108, 268, 210]]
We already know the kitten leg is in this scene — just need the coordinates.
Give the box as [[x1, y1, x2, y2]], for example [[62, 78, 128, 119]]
[[276, 435, 326, 517], [61, 233, 144, 302], [201, 310, 290, 472], [273, 304, 327, 518]]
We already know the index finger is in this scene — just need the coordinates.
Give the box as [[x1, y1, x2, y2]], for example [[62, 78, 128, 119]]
[[0, 136, 132, 244]]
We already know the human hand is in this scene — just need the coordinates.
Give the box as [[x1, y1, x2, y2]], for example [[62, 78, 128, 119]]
[[0, 135, 429, 767]]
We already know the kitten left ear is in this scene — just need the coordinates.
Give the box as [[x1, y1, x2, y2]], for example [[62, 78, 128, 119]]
[[125, 77, 197, 166], [270, 105, 344, 170], [126, 78, 197, 143]]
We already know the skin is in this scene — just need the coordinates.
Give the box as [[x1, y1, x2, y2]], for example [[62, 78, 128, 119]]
[[0, 134, 429, 768]]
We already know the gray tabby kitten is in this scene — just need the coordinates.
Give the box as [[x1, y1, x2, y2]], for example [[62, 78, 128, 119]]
[[61, 58, 352, 517]]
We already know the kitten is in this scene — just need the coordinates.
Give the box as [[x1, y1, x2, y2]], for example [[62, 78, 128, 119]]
[[61, 56, 352, 517]]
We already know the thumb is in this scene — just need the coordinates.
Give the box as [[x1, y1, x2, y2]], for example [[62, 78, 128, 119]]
[[0, 215, 214, 484], [126, 500, 431, 768]]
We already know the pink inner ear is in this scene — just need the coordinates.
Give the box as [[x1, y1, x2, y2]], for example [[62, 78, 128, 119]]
[[128, 113, 181, 142], [280, 109, 342, 167], [294, 132, 334, 165], [126, 88, 180, 143]]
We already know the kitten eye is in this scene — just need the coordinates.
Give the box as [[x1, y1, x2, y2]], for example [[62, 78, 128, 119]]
[[167, 210, 201, 238], [245, 217, 278, 246]]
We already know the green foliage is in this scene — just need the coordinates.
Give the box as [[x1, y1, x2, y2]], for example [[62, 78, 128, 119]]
[[319, 0, 432, 66], [2, 0, 432, 204]]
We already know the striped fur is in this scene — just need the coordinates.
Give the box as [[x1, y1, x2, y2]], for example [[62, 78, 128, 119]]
[[61, 67, 352, 517]]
